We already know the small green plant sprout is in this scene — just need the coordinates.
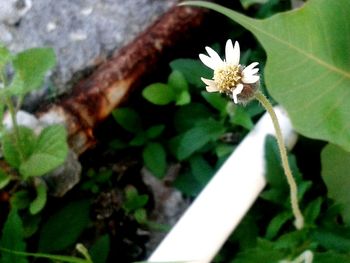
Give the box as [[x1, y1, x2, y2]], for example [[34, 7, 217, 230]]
[[198, 39, 304, 230], [142, 70, 190, 106], [112, 107, 167, 178], [0, 44, 68, 213], [122, 185, 149, 224]]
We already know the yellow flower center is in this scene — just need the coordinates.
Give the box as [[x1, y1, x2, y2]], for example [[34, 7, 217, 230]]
[[213, 65, 242, 93]]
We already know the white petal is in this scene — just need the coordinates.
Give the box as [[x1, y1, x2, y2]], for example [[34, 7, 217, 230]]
[[232, 83, 244, 103], [199, 54, 218, 70], [201, 77, 215, 86], [243, 62, 259, 74], [242, 75, 260, 84], [248, 68, 259, 75], [206, 85, 219, 92], [205, 46, 224, 67], [201, 78, 219, 92], [225, 40, 240, 65]]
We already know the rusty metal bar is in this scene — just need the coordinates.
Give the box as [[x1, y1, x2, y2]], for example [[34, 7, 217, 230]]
[[38, 6, 207, 154]]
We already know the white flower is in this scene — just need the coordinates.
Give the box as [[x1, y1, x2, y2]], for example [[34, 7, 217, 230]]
[[199, 39, 260, 103]]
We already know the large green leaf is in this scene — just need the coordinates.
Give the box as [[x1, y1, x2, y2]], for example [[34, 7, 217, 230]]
[[10, 48, 56, 95], [19, 124, 68, 178], [0, 209, 28, 263], [185, 0, 350, 151], [38, 199, 90, 252], [321, 143, 350, 224]]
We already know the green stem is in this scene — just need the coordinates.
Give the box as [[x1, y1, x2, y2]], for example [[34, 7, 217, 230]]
[[0, 72, 24, 161], [254, 91, 304, 229]]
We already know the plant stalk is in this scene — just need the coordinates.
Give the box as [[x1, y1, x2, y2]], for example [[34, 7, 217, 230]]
[[254, 91, 304, 229]]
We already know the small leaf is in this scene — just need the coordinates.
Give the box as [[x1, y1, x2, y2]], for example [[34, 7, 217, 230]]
[[10, 190, 31, 210], [170, 59, 211, 88], [29, 182, 47, 215], [265, 212, 292, 240], [314, 252, 350, 263], [240, 0, 269, 9], [19, 124, 68, 178], [112, 108, 142, 133], [146, 125, 165, 139], [175, 90, 191, 106], [233, 239, 284, 263], [173, 103, 212, 132], [0, 170, 10, 189], [134, 208, 147, 224], [321, 143, 350, 224], [89, 235, 110, 263], [142, 83, 175, 105], [38, 199, 90, 252], [0, 44, 12, 70], [2, 127, 37, 169], [201, 91, 227, 114], [0, 209, 28, 263], [229, 106, 254, 130], [169, 119, 225, 160], [11, 47, 56, 95], [312, 226, 350, 252], [122, 186, 149, 214], [304, 197, 323, 225], [168, 70, 189, 92], [129, 132, 147, 146], [142, 142, 167, 178], [168, 71, 191, 105], [189, 155, 214, 188]]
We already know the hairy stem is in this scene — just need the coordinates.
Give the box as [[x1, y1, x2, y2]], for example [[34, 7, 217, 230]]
[[254, 91, 304, 229]]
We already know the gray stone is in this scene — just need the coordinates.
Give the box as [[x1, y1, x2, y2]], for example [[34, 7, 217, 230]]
[[1, 0, 176, 102]]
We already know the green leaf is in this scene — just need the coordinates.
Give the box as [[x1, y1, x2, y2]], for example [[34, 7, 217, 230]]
[[170, 59, 211, 88], [169, 119, 225, 160], [321, 143, 350, 224], [312, 226, 350, 253], [146, 125, 165, 139], [134, 208, 147, 224], [240, 0, 269, 9], [233, 239, 284, 263], [173, 103, 212, 132], [38, 199, 90, 252], [10, 190, 31, 210], [0, 209, 28, 263], [142, 142, 167, 178], [174, 170, 202, 196], [11, 47, 56, 95], [129, 132, 147, 146], [0, 247, 90, 263], [168, 71, 191, 105], [189, 155, 214, 188], [201, 91, 227, 114], [112, 108, 142, 133], [29, 182, 47, 215], [168, 70, 189, 92], [122, 186, 149, 214], [0, 170, 10, 189], [304, 197, 323, 225], [229, 106, 254, 130], [314, 252, 350, 263], [265, 212, 292, 240], [19, 124, 68, 178], [0, 44, 12, 70], [186, 0, 350, 151], [2, 126, 37, 169], [142, 83, 175, 105], [89, 235, 110, 263]]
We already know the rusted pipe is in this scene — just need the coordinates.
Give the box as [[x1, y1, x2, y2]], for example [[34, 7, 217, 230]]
[[37, 6, 207, 154]]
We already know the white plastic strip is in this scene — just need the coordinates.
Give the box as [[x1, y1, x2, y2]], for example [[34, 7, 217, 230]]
[[148, 106, 297, 263]]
